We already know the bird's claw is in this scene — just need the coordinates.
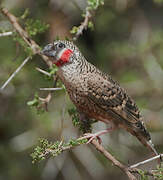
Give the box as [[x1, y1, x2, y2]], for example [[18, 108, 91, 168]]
[[79, 133, 102, 144], [79, 129, 113, 144]]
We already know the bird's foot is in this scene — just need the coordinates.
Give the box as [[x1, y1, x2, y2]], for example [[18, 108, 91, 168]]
[[79, 133, 102, 144], [79, 129, 112, 144]]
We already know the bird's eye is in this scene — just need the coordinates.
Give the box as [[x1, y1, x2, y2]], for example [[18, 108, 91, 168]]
[[58, 43, 65, 49]]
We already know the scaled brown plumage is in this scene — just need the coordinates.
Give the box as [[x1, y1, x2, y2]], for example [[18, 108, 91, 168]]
[[42, 40, 158, 155]]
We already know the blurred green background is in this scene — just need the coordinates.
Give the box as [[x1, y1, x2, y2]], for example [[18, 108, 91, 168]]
[[0, 0, 163, 179]]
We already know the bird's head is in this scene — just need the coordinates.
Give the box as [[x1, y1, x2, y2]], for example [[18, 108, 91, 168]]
[[41, 40, 80, 67]]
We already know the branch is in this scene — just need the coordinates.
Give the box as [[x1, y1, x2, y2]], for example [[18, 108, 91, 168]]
[[73, 8, 92, 41], [32, 136, 163, 179], [32, 137, 137, 180], [0, 7, 52, 90], [92, 142, 162, 178], [0, 7, 51, 67], [72, 0, 104, 41], [0, 31, 13, 37], [91, 139, 137, 180], [0, 56, 31, 90]]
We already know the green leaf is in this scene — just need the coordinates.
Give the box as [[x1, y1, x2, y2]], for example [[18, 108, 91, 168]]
[[68, 107, 96, 133], [87, 0, 104, 10], [27, 93, 39, 107], [88, 21, 94, 30], [27, 93, 46, 114], [49, 65, 58, 76], [21, 8, 29, 19], [13, 32, 34, 56], [25, 19, 49, 37], [70, 26, 79, 34]]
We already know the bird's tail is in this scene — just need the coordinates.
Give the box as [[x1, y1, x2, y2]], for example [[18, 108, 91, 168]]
[[136, 135, 158, 156], [129, 121, 159, 156]]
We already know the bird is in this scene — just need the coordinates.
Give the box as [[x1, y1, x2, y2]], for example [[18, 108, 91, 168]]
[[41, 40, 158, 156]]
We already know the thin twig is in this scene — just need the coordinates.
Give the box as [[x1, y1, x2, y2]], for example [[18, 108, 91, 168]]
[[90, 139, 137, 180], [0, 31, 13, 37], [0, 7, 52, 90], [0, 56, 31, 90], [39, 93, 52, 112], [73, 8, 91, 41], [0, 8, 51, 67], [130, 154, 163, 168], [1, 8, 38, 52], [36, 67, 51, 77], [39, 93, 52, 103], [39, 88, 63, 91]]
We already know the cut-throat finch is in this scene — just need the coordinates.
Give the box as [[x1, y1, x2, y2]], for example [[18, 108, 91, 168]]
[[42, 40, 158, 156]]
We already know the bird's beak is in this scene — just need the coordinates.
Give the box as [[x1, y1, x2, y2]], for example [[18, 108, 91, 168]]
[[41, 43, 56, 58]]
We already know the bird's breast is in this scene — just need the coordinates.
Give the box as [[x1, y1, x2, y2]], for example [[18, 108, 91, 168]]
[[57, 68, 116, 125]]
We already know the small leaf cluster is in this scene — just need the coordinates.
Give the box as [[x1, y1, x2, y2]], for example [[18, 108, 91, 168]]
[[12, 9, 49, 56], [70, 22, 94, 34], [70, 0, 104, 35], [68, 107, 80, 127], [138, 165, 163, 180], [27, 93, 46, 114], [48, 65, 58, 77], [87, 0, 104, 10], [31, 138, 60, 163], [153, 165, 163, 180], [88, 21, 94, 31], [138, 169, 149, 180], [25, 19, 49, 37], [20, 8, 49, 37], [70, 26, 79, 34], [31, 138, 88, 163], [13, 32, 33, 56], [68, 107, 97, 133]]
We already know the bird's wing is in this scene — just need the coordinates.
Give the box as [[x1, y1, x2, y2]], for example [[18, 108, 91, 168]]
[[87, 72, 142, 125], [87, 71, 156, 154]]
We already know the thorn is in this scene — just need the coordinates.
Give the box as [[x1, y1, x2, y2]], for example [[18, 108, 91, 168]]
[[0, 31, 13, 37], [36, 67, 51, 77], [39, 88, 63, 91], [0, 57, 31, 90]]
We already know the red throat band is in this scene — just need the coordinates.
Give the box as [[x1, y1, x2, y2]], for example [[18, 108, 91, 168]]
[[55, 49, 73, 67]]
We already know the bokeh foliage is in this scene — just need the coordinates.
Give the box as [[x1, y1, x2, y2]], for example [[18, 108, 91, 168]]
[[0, 0, 163, 180]]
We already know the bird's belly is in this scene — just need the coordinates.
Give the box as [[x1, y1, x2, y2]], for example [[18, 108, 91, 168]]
[[67, 89, 115, 125]]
